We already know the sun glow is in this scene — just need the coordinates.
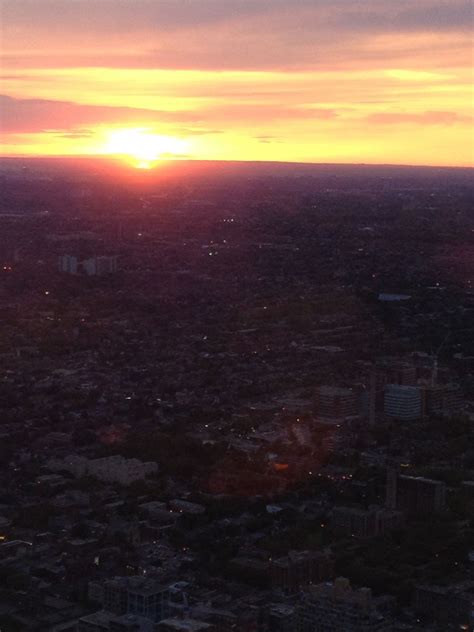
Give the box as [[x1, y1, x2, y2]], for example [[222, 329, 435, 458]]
[[102, 128, 187, 168]]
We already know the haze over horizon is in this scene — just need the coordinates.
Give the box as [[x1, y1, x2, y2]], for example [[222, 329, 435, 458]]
[[1, 0, 473, 167]]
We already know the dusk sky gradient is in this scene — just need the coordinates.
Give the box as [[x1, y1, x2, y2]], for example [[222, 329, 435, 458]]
[[1, 0, 473, 166]]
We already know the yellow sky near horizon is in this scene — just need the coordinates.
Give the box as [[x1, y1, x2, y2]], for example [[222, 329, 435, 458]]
[[1, 0, 473, 167]]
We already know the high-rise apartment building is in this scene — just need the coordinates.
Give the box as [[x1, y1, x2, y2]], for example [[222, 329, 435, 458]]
[[331, 505, 403, 538], [421, 383, 464, 417], [314, 386, 359, 422], [384, 385, 421, 421], [385, 471, 446, 515], [376, 358, 417, 386]]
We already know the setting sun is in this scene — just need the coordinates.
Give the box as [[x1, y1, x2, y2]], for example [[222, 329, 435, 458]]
[[101, 129, 188, 168]]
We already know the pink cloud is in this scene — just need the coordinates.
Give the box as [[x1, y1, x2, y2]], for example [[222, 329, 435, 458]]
[[367, 111, 471, 125]]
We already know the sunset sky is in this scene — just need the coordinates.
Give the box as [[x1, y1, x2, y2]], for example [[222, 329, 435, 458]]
[[1, 0, 473, 167]]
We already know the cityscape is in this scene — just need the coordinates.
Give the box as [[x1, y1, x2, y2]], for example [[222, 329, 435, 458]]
[[0, 158, 472, 630]]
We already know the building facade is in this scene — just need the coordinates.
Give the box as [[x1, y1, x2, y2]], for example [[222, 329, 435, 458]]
[[331, 506, 403, 538], [296, 578, 392, 632], [271, 550, 334, 594], [385, 471, 446, 515], [314, 386, 359, 422], [384, 385, 421, 421]]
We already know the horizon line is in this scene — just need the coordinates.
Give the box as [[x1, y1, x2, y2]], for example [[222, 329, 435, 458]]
[[0, 155, 472, 171]]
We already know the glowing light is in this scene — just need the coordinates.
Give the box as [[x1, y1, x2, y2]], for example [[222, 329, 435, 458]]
[[102, 128, 187, 168], [136, 160, 152, 170]]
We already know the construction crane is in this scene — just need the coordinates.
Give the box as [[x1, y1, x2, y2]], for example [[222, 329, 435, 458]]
[[431, 332, 450, 387]]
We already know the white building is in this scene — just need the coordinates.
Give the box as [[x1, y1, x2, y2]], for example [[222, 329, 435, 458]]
[[83, 255, 119, 276], [47, 455, 157, 486], [58, 254, 78, 274], [58, 254, 118, 276]]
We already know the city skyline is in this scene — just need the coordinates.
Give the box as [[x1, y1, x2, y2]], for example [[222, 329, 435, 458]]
[[1, 0, 473, 167]]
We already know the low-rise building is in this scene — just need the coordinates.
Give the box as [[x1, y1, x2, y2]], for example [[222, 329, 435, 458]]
[[48, 455, 158, 486]]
